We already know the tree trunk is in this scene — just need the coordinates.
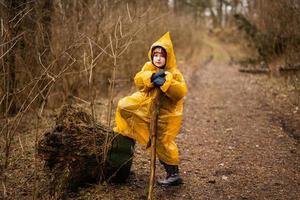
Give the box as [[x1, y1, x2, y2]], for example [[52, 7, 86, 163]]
[[218, 0, 224, 27], [0, 0, 27, 114]]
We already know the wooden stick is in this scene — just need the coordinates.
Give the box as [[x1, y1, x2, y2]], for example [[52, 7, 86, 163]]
[[147, 86, 162, 200]]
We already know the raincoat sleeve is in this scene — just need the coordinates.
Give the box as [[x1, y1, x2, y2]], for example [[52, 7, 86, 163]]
[[160, 70, 187, 102], [134, 62, 155, 91]]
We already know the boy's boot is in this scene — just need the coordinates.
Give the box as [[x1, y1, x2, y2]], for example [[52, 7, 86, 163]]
[[157, 161, 183, 186]]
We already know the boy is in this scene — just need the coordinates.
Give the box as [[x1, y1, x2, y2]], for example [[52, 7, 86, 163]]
[[113, 32, 187, 186]]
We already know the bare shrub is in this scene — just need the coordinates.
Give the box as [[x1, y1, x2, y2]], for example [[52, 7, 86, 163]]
[[0, 0, 205, 198], [246, 0, 300, 66]]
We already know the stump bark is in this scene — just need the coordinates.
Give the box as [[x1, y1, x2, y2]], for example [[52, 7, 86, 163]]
[[38, 105, 134, 198]]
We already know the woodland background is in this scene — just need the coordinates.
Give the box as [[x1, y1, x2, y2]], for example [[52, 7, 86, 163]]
[[1, 0, 300, 199]]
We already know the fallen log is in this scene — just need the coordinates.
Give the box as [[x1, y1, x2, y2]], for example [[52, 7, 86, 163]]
[[279, 64, 300, 73], [38, 105, 134, 199], [238, 67, 270, 74], [239, 64, 300, 75]]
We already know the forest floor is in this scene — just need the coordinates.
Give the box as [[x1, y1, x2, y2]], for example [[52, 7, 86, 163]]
[[2, 36, 300, 200], [82, 61, 300, 200]]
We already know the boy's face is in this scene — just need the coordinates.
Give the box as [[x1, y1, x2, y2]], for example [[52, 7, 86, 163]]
[[152, 48, 166, 68]]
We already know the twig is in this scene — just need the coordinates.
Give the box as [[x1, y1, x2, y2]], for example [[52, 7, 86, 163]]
[[117, 37, 134, 57], [18, 135, 24, 154], [13, 8, 33, 28], [114, 17, 120, 50], [33, 114, 39, 200], [126, 3, 132, 23], [0, 32, 24, 47], [2, 180, 7, 198], [70, 95, 90, 104], [8, 6, 27, 23], [0, 93, 6, 106], [0, 1, 7, 8], [1, 18, 4, 36], [87, 37, 96, 122], [0, 37, 21, 60], [38, 51, 56, 81], [119, 16, 124, 38], [106, 34, 116, 128]]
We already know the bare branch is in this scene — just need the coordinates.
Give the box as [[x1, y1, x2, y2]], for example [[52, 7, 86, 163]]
[[0, 37, 21, 60], [109, 34, 115, 58], [117, 37, 134, 57], [0, 31, 24, 47], [126, 3, 133, 23], [70, 95, 90, 104], [1, 18, 3, 36], [0, 1, 7, 8], [13, 8, 33, 28]]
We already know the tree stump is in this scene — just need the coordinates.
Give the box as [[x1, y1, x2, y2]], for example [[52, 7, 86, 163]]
[[37, 105, 135, 198]]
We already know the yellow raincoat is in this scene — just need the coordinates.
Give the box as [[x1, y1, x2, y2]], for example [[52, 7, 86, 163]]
[[113, 32, 187, 165]]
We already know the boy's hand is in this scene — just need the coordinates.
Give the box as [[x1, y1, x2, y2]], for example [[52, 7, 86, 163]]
[[151, 70, 166, 87], [152, 76, 166, 87], [151, 71, 166, 82]]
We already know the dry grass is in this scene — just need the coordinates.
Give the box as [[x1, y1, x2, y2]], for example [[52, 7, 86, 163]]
[[0, 1, 205, 199], [246, 0, 300, 66]]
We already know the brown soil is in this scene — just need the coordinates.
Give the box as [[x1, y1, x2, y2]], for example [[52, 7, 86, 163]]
[[68, 61, 300, 199], [2, 60, 300, 199]]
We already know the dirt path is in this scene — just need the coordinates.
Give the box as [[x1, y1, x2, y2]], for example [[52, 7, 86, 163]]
[[169, 62, 300, 200], [79, 61, 300, 200]]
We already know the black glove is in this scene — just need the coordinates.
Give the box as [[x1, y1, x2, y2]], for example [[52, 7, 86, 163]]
[[151, 71, 166, 82], [152, 76, 166, 87]]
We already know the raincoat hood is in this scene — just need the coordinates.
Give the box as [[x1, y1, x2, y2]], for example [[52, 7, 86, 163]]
[[148, 32, 177, 70]]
